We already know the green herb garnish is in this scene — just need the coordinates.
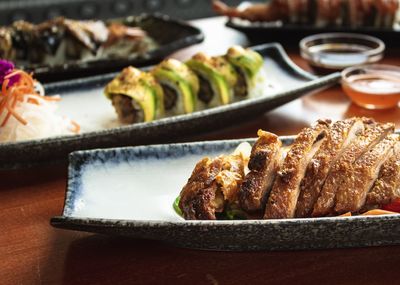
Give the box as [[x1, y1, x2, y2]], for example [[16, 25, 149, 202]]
[[173, 195, 183, 217]]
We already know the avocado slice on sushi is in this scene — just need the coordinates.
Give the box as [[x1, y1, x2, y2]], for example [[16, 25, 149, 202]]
[[104, 66, 163, 124], [152, 59, 199, 115], [225, 45, 264, 98], [226, 46, 263, 81], [186, 52, 237, 107]]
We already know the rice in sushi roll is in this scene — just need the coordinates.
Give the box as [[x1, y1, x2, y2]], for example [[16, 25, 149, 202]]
[[225, 45, 264, 98], [104, 66, 164, 124], [186, 52, 238, 107], [152, 58, 199, 115]]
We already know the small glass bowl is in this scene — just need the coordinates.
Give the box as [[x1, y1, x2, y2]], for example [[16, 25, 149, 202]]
[[341, 64, 400, 110], [300, 33, 385, 74]]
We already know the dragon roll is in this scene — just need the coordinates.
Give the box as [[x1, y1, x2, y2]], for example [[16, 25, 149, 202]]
[[225, 45, 264, 95], [186, 52, 238, 107], [104, 66, 164, 124], [152, 59, 199, 115]]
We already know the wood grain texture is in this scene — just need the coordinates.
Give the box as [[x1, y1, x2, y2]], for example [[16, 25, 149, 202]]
[[2, 16, 400, 285]]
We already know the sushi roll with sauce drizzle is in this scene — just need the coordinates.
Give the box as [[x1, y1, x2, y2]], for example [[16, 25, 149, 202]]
[[186, 52, 238, 107], [104, 66, 164, 124], [152, 59, 199, 115], [225, 46, 264, 97]]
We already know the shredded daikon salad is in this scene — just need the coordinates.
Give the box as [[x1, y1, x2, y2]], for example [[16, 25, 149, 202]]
[[0, 60, 79, 142]]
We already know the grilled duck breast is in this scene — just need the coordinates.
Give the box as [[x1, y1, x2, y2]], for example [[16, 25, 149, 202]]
[[312, 120, 395, 217], [264, 119, 330, 219], [179, 145, 249, 220], [295, 118, 364, 218], [335, 134, 399, 214], [364, 142, 400, 208], [239, 130, 282, 212]]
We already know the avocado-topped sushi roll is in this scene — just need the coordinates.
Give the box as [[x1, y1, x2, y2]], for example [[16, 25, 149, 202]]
[[152, 59, 199, 115], [104, 66, 163, 124], [186, 52, 238, 107], [225, 46, 264, 97]]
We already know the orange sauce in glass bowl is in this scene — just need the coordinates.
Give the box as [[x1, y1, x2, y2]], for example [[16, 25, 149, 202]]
[[341, 65, 400, 110]]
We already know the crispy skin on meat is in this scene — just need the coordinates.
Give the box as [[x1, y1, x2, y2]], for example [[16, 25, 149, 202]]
[[335, 134, 399, 214], [366, 142, 400, 208], [264, 119, 330, 219], [179, 154, 246, 220], [312, 121, 395, 217], [239, 130, 282, 212], [295, 118, 364, 218]]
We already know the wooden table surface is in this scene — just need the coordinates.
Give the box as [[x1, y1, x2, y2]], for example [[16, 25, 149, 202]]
[[2, 17, 400, 285]]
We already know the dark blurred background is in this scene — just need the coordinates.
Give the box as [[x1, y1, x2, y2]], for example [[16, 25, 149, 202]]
[[0, 0, 261, 25]]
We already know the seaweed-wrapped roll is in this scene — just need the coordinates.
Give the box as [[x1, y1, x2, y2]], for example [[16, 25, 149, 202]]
[[186, 52, 238, 107], [225, 45, 264, 97], [104, 66, 164, 124], [152, 59, 199, 115]]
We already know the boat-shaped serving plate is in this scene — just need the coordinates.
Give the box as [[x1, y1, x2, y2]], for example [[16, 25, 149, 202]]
[[51, 137, 400, 251], [21, 14, 205, 82], [0, 43, 340, 170]]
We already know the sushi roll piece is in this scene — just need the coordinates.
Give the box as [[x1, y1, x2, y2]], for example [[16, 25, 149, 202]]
[[225, 45, 264, 97], [374, 0, 399, 28], [315, 0, 336, 27], [104, 66, 164, 124], [287, 0, 311, 24], [186, 52, 238, 107], [152, 59, 199, 115]]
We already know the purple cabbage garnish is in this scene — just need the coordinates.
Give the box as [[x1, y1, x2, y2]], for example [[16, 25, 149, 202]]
[[0, 60, 19, 87]]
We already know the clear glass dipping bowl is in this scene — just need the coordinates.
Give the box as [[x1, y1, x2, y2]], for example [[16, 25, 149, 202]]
[[341, 64, 400, 110], [300, 33, 385, 74]]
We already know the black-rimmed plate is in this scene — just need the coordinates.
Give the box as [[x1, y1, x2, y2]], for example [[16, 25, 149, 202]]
[[226, 12, 400, 45], [0, 43, 340, 170], [51, 137, 400, 251], [21, 14, 204, 82]]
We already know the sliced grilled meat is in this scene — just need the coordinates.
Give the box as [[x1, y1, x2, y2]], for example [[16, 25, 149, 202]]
[[335, 134, 399, 214], [264, 119, 330, 219], [295, 118, 364, 218], [312, 120, 395, 217], [239, 130, 282, 212], [364, 142, 400, 209], [179, 150, 248, 220]]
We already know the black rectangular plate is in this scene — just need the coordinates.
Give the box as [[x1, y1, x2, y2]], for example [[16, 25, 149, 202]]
[[50, 137, 400, 251], [227, 18, 400, 46], [20, 14, 204, 82], [0, 43, 340, 170]]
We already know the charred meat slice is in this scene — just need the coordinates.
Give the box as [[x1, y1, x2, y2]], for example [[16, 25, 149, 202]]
[[335, 134, 399, 214], [295, 118, 364, 218], [239, 130, 282, 212], [365, 142, 400, 208], [264, 119, 330, 219], [312, 120, 395, 217], [179, 148, 249, 220]]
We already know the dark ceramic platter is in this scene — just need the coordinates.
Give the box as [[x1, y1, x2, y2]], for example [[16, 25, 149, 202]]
[[0, 43, 340, 170], [227, 17, 400, 46], [51, 137, 400, 251], [22, 14, 205, 82]]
